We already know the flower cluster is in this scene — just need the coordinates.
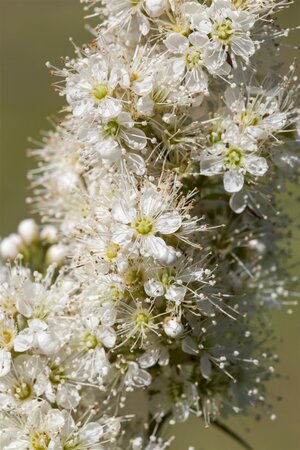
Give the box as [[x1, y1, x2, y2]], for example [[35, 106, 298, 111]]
[[1, 1, 299, 449]]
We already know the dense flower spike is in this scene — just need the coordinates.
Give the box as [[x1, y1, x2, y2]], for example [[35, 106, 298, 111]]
[[1, 1, 299, 449]]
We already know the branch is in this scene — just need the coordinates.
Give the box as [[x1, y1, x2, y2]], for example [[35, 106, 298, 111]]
[[213, 420, 253, 450]]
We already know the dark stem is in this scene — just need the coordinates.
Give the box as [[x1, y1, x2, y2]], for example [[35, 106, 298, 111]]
[[213, 420, 253, 450]]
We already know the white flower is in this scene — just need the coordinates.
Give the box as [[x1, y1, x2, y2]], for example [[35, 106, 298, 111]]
[[111, 181, 184, 264], [78, 111, 147, 171], [191, 0, 256, 65], [65, 53, 125, 119], [164, 29, 230, 94], [0, 355, 45, 408], [224, 85, 289, 139], [0, 400, 65, 450], [201, 124, 268, 192]]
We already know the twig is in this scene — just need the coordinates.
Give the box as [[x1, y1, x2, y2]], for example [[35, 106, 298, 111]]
[[213, 420, 253, 450]]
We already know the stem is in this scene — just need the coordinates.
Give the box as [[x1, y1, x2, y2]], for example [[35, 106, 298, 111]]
[[148, 412, 172, 438], [213, 420, 253, 450]]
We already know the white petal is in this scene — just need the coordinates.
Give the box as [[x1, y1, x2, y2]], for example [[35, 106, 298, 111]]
[[164, 33, 189, 54], [112, 200, 136, 224], [163, 317, 184, 338], [73, 99, 93, 117], [0, 349, 11, 377], [125, 153, 146, 176], [112, 224, 134, 245], [155, 212, 182, 234], [79, 423, 103, 444], [231, 36, 255, 61], [223, 169, 244, 193], [144, 279, 164, 298], [14, 329, 34, 352], [200, 157, 223, 175], [141, 235, 177, 265], [137, 95, 154, 116], [123, 127, 147, 150], [98, 327, 116, 348], [245, 156, 268, 176], [229, 190, 248, 214], [98, 98, 122, 119], [37, 331, 60, 354], [165, 285, 187, 302], [96, 137, 122, 162], [140, 188, 163, 217], [185, 68, 208, 94]]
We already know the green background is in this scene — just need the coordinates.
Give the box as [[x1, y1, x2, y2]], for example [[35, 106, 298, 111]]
[[0, 1, 299, 449]]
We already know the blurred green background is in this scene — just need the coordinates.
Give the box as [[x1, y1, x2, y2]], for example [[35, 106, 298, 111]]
[[0, 1, 299, 449]]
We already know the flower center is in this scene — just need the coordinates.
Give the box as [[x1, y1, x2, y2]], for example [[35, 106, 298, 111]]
[[92, 83, 108, 100], [216, 21, 233, 41], [124, 267, 144, 289], [83, 332, 98, 349], [103, 120, 121, 138], [241, 111, 260, 127], [134, 217, 153, 235], [49, 365, 65, 385], [185, 48, 203, 67], [225, 148, 243, 168], [105, 243, 120, 260], [31, 432, 50, 450], [131, 72, 139, 82], [209, 128, 223, 145], [13, 381, 31, 400], [134, 310, 151, 327], [2, 329, 13, 347], [109, 284, 124, 303]]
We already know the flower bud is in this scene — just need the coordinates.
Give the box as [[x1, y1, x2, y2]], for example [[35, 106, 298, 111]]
[[145, 0, 167, 17], [40, 225, 58, 244], [0, 234, 23, 260], [18, 219, 39, 245], [46, 244, 66, 265]]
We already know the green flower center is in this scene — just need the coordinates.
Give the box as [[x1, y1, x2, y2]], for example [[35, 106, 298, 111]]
[[134, 311, 150, 327], [225, 147, 243, 168], [2, 330, 12, 345], [124, 267, 144, 289], [185, 48, 203, 67], [83, 332, 98, 349], [103, 120, 121, 138], [216, 21, 233, 41], [209, 128, 223, 145], [31, 432, 50, 450], [13, 381, 31, 400], [92, 83, 108, 100], [49, 365, 65, 385], [241, 111, 260, 127], [134, 217, 153, 235]]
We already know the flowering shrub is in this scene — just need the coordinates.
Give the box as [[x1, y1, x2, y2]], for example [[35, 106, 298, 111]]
[[0, 1, 299, 449]]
